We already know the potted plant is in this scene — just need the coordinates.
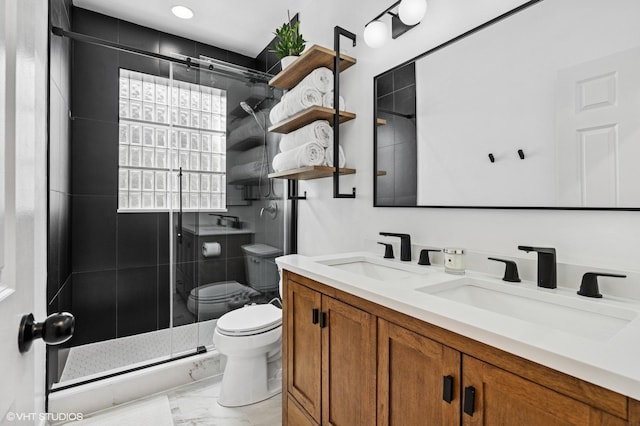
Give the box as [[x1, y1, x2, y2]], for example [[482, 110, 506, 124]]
[[273, 11, 306, 69]]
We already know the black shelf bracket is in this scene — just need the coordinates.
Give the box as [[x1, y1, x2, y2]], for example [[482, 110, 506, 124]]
[[333, 26, 357, 199], [287, 179, 307, 200]]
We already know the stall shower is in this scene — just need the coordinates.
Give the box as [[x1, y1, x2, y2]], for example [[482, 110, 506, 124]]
[[47, 5, 287, 393]]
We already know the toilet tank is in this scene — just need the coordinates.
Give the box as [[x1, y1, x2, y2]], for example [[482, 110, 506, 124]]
[[241, 244, 283, 292]]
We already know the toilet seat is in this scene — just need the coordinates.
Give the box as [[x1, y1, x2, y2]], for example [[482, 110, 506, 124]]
[[216, 304, 282, 337]]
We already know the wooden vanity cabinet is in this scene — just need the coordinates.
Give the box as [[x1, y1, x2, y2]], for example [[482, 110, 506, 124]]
[[285, 279, 376, 426], [282, 271, 640, 426], [378, 319, 460, 425], [461, 356, 620, 426]]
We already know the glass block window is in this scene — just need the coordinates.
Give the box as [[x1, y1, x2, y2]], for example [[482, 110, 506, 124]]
[[118, 69, 227, 211]]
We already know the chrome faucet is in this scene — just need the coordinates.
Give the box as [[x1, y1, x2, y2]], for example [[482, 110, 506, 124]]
[[518, 246, 557, 289], [380, 232, 411, 261]]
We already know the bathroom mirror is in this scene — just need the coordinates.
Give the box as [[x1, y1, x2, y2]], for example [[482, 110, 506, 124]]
[[374, 0, 640, 209]]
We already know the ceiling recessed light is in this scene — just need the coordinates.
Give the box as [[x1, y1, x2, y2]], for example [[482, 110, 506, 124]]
[[171, 5, 194, 19]]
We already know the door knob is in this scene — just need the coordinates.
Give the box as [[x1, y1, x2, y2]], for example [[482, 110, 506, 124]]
[[18, 312, 75, 353]]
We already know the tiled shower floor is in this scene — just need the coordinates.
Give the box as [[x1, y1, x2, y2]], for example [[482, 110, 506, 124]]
[[58, 320, 217, 384]]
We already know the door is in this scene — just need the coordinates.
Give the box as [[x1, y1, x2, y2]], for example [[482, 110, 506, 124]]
[[556, 46, 640, 207], [462, 355, 597, 425], [322, 296, 376, 426], [287, 280, 322, 423], [0, 0, 48, 421], [378, 320, 459, 425]]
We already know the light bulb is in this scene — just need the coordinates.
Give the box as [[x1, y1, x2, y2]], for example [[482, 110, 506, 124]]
[[399, 0, 427, 26], [171, 5, 194, 20], [364, 20, 388, 48]]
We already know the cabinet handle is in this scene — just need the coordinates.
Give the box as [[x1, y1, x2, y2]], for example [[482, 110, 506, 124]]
[[442, 375, 454, 403], [463, 386, 476, 416], [319, 312, 327, 328], [312, 308, 319, 324]]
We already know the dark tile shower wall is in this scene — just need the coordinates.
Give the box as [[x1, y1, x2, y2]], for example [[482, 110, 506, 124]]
[[67, 7, 257, 346], [376, 62, 418, 205], [48, 0, 73, 390]]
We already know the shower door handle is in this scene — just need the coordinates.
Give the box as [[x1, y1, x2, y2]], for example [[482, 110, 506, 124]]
[[177, 167, 183, 244]]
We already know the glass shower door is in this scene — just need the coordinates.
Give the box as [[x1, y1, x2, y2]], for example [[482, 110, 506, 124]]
[[168, 58, 286, 360], [168, 60, 229, 357]]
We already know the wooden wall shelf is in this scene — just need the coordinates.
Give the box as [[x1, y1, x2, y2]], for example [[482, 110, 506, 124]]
[[268, 106, 356, 134], [268, 166, 356, 181], [269, 45, 356, 90]]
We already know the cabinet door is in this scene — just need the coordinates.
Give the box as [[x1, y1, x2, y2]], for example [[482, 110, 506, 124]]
[[378, 319, 460, 426], [322, 297, 377, 426], [287, 281, 323, 423], [462, 355, 599, 426], [288, 395, 320, 426]]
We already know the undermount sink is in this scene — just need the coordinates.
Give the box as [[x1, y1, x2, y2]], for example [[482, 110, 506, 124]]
[[417, 277, 638, 341], [319, 257, 429, 281]]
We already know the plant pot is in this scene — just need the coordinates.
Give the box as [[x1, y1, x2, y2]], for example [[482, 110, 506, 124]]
[[281, 56, 298, 69]]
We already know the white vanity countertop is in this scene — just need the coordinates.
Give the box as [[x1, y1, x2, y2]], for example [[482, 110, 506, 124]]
[[181, 224, 254, 236], [276, 252, 640, 400]]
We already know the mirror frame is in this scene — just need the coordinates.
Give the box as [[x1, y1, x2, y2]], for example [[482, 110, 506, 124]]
[[373, 0, 640, 211]]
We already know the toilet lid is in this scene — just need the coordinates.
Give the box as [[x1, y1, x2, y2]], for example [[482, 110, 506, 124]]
[[216, 304, 282, 336], [190, 281, 258, 302]]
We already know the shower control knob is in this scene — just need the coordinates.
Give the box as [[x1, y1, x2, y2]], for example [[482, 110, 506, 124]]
[[18, 312, 75, 353]]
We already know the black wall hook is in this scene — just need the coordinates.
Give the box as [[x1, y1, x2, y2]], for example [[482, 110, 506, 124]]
[[518, 149, 525, 160], [488, 153, 495, 163]]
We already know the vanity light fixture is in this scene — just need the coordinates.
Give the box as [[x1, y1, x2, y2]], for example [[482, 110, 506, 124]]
[[399, 0, 428, 26], [171, 5, 194, 20], [364, 0, 427, 48], [364, 20, 388, 48]]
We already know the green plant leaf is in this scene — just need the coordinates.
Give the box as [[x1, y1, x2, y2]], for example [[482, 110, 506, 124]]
[[272, 13, 306, 59]]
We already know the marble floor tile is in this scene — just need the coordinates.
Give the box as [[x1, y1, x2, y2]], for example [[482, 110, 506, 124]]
[[59, 375, 282, 426], [168, 376, 281, 426]]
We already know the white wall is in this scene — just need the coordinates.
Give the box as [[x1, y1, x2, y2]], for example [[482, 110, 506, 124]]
[[291, 0, 640, 290]]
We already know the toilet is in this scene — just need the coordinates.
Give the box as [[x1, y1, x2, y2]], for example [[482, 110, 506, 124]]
[[187, 243, 282, 320], [212, 243, 283, 407], [213, 304, 282, 407]]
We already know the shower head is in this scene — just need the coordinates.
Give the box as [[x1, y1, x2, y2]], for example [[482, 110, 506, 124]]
[[240, 101, 254, 115], [239, 101, 265, 131]]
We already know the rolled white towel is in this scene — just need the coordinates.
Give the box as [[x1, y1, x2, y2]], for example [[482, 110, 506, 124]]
[[283, 85, 323, 118], [324, 145, 346, 168], [299, 67, 333, 94], [322, 91, 346, 111], [272, 142, 325, 172], [269, 101, 288, 126], [280, 120, 332, 152]]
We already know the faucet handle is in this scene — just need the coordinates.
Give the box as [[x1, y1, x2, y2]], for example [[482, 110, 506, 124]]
[[418, 249, 441, 266], [488, 257, 521, 282], [377, 242, 394, 259], [578, 272, 626, 298]]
